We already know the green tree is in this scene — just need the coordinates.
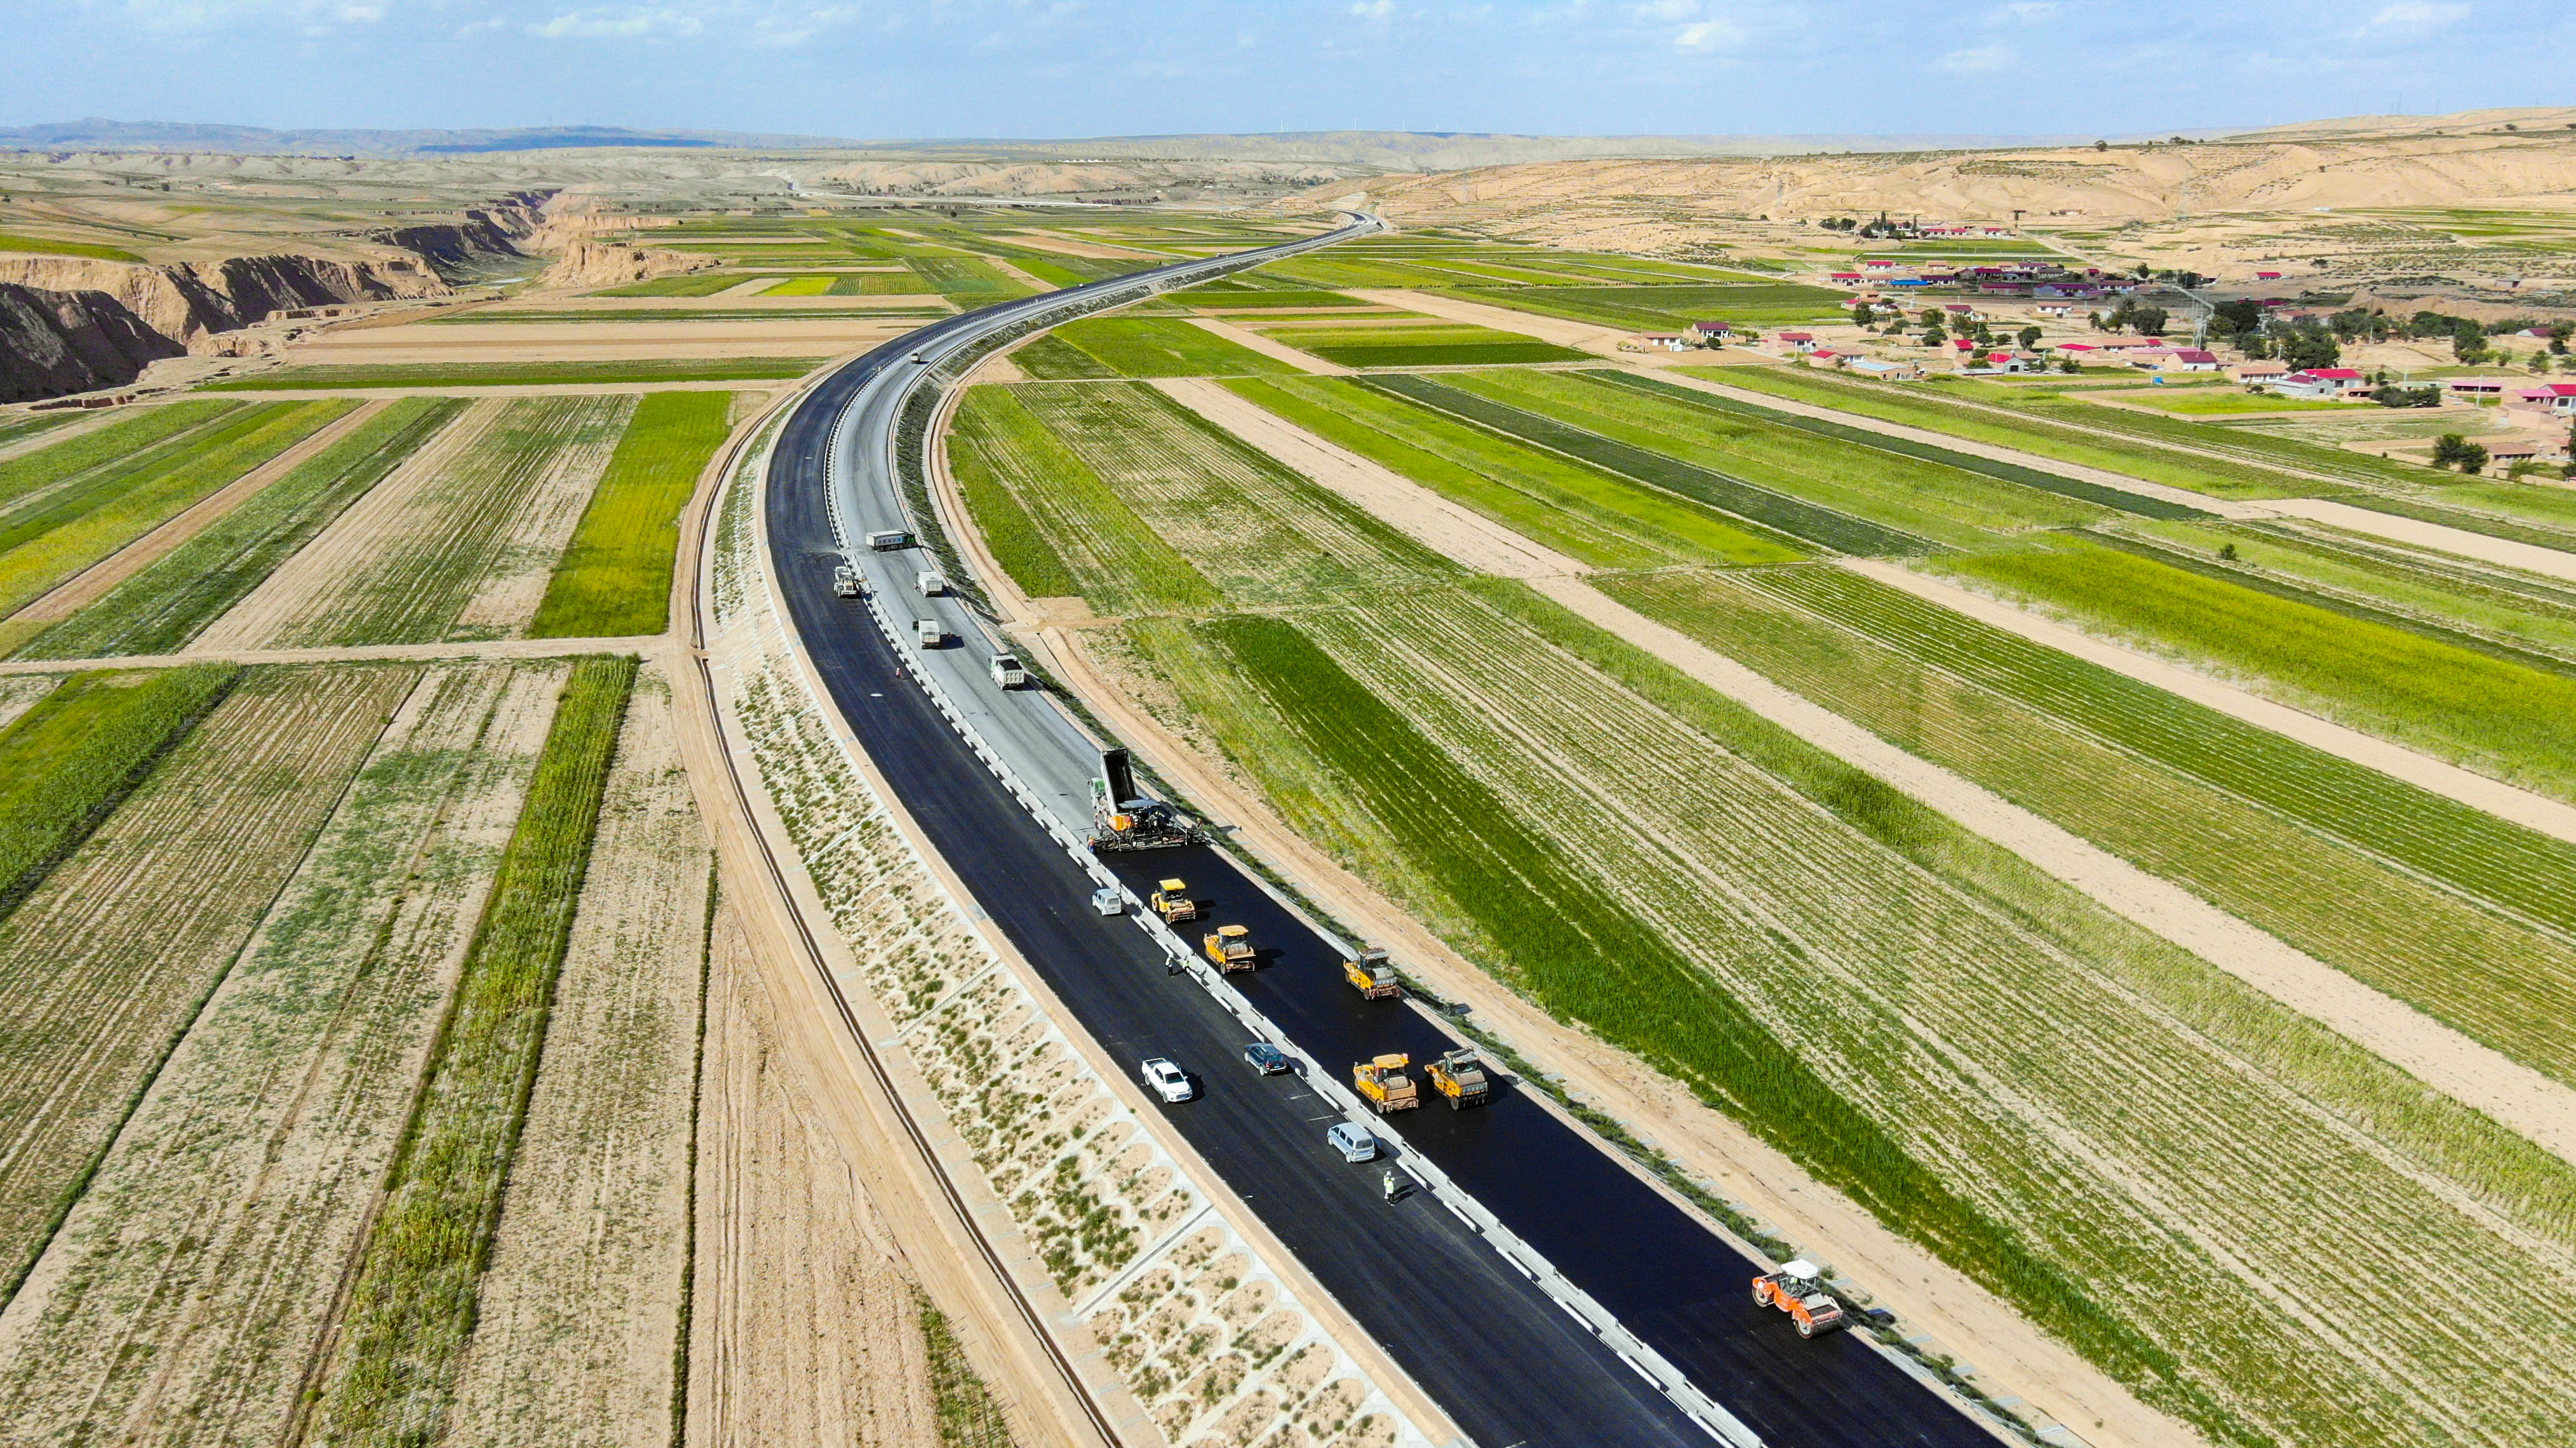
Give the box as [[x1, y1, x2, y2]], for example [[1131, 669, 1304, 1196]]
[[1852, 301, 1877, 326], [2018, 325, 2043, 349], [2212, 299, 2263, 335], [2455, 321, 2490, 365], [1919, 308, 1944, 329], [2282, 321, 2340, 370], [2134, 305, 2169, 336]]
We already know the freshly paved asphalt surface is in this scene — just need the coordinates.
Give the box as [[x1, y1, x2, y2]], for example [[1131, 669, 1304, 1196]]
[[765, 225, 2002, 1448]]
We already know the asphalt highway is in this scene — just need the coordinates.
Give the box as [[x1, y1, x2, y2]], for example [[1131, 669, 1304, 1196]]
[[765, 222, 2002, 1447]]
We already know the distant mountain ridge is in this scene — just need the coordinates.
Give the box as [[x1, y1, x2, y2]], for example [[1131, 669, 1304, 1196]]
[[7, 109, 2571, 168]]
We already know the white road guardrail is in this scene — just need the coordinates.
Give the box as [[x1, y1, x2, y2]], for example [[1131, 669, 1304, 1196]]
[[808, 220, 1767, 1448]]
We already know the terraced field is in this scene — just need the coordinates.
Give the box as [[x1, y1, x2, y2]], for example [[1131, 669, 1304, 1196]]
[[206, 359, 819, 389], [1258, 321, 1587, 368], [532, 390, 736, 637]]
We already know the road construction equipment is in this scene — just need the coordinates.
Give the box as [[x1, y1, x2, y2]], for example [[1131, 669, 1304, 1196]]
[[1085, 748, 1205, 852], [916, 570, 946, 597], [831, 563, 864, 598], [913, 619, 945, 647], [1425, 1048, 1489, 1109], [989, 653, 1028, 688], [1150, 878, 1198, 923], [1202, 924, 1256, 972], [864, 529, 913, 551], [1752, 1261, 1848, 1339], [1342, 946, 1399, 999], [1352, 1054, 1419, 1114]]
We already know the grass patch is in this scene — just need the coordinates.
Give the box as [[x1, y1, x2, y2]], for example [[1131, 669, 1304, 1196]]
[[0, 401, 241, 510], [305, 655, 638, 1447], [1040, 316, 1296, 379], [530, 391, 736, 638], [1174, 287, 1362, 309], [0, 232, 145, 264], [587, 273, 746, 298], [204, 359, 823, 390], [0, 665, 238, 921], [916, 1290, 1021, 1448], [1009, 333, 1119, 381], [1275, 322, 1588, 369], [760, 276, 835, 297], [949, 392, 1082, 597], [1461, 282, 1855, 331]]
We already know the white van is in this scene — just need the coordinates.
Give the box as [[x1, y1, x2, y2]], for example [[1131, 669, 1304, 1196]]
[[1326, 1122, 1378, 1162], [913, 619, 944, 648]]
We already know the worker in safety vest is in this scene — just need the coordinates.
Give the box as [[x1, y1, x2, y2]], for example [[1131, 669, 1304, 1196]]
[[1381, 1170, 1400, 1202]]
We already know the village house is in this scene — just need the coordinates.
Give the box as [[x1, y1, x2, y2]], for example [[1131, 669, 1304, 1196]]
[[2161, 349, 2220, 372], [2446, 378, 2515, 400], [1863, 258, 1900, 272], [2506, 382, 2576, 420], [1631, 332, 1690, 352], [1777, 330, 1820, 354], [1828, 272, 1864, 286], [2274, 368, 2371, 399], [2034, 301, 2077, 317], [1691, 319, 1734, 340], [2231, 359, 2290, 384], [1847, 357, 1924, 380]]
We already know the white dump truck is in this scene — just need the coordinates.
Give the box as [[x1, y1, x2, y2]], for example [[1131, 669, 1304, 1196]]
[[916, 570, 946, 597], [913, 618, 945, 648], [989, 652, 1028, 688]]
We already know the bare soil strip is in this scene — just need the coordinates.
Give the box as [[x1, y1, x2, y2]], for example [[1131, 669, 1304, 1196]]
[[450, 666, 711, 1448], [2264, 497, 2576, 580], [0, 662, 559, 1445], [1849, 558, 2576, 846], [1181, 317, 1348, 375], [451, 397, 633, 637], [192, 399, 497, 652], [683, 895, 943, 1448], [5, 403, 391, 630], [1153, 377, 1587, 578], [0, 674, 58, 732], [1531, 574, 2576, 1162]]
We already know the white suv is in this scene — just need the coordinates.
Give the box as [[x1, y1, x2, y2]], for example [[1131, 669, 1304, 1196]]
[[1141, 1057, 1193, 1103]]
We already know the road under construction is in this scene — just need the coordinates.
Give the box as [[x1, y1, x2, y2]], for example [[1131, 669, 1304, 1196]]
[[761, 215, 2006, 1447]]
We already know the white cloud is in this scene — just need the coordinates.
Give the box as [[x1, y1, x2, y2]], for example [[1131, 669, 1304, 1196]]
[[1629, 0, 1698, 20], [532, 5, 708, 39], [1937, 43, 2016, 72], [2365, 1, 2469, 27], [117, 0, 386, 31], [1987, 1, 2055, 22], [1672, 17, 1741, 51], [1348, 0, 1393, 18]]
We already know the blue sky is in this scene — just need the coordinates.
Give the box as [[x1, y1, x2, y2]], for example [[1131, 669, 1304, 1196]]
[[3, 1, 2566, 141]]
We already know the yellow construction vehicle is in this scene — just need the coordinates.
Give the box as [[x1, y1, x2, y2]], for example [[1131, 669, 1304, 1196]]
[[1150, 878, 1198, 924], [1752, 1261, 1848, 1339], [1352, 1054, 1419, 1114], [1342, 946, 1399, 999], [1202, 924, 1256, 972], [1425, 1049, 1489, 1109], [1085, 749, 1205, 852]]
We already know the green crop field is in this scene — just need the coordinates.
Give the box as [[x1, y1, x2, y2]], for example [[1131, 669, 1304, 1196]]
[[1223, 375, 1801, 568], [1606, 565, 2576, 1085], [0, 401, 243, 511], [1460, 282, 1857, 332], [204, 358, 823, 389], [760, 275, 835, 296], [1026, 316, 1298, 379], [1696, 365, 2335, 500], [304, 655, 635, 1447], [838, 269, 936, 295], [424, 306, 944, 324], [0, 666, 236, 916], [1585, 370, 2211, 520], [1369, 373, 1927, 555], [0, 232, 145, 263], [530, 391, 735, 637], [909, 255, 1035, 300], [1173, 287, 1364, 310], [1933, 536, 2576, 800], [938, 339, 2576, 1445], [1265, 322, 1588, 369], [0, 398, 353, 626], [2103, 390, 2352, 415], [587, 272, 748, 298], [1437, 368, 2107, 546], [20, 399, 466, 660]]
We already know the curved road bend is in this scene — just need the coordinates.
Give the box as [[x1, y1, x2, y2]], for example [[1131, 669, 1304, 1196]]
[[767, 220, 1999, 1447]]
